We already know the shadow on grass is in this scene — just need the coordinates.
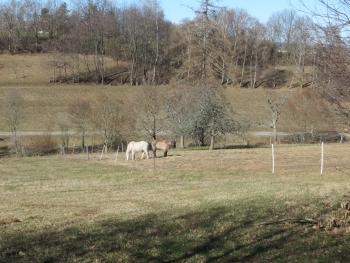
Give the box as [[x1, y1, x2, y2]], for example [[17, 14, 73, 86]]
[[1, 205, 350, 262]]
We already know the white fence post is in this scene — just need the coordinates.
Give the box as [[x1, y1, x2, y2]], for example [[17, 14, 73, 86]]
[[272, 144, 275, 174]]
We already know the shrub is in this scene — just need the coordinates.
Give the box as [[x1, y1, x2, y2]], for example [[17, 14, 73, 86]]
[[8, 136, 26, 157], [26, 134, 58, 156]]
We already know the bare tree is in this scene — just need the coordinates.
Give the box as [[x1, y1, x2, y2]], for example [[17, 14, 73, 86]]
[[164, 83, 192, 148], [3, 88, 24, 136], [215, 8, 251, 85], [90, 93, 124, 149], [0, 0, 22, 53], [289, 15, 315, 88], [172, 19, 200, 82], [265, 9, 302, 88], [188, 0, 222, 80], [266, 9, 298, 50], [293, 0, 350, 120], [21, 0, 42, 52], [248, 19, 267, 88], [40, 1, 70, 44], [122, 4, 142, 85], [3, 88, 24, 155], [68, 97, 91, 149], [57, 112, 70, 152], [284, 89, 328, 143], [259, 90, 293, 144], [132, 84, 165, 140]]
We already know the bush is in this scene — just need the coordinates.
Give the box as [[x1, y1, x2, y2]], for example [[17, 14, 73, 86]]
[[26, 134, 58, 156], [8, 136, 26, 157]]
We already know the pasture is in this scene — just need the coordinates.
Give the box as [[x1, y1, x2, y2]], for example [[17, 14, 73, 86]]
[[1, 143, 350, 262]]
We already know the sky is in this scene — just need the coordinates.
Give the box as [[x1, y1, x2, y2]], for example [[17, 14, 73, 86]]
[[0, 0, 317, 25], [125, 0, 316, 24]]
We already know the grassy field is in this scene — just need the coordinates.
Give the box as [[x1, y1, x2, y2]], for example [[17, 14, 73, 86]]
[[1, 53, 349, 262], [1, 143, 350, 262]]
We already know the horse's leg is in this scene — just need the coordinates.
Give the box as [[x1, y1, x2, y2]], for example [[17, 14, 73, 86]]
[[164, 150, 167, 157], [132, 150, 136, 160]]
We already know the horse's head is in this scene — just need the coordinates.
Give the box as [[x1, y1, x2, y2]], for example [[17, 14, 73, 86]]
[[170, 140, 176, 149]]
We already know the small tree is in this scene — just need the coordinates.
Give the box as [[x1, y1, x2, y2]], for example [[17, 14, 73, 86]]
[[68, 97, 91, 150], [164, 84, 192, 148], [3, 88, 24, 136], [90, 93, 125, 150], [284, 89, 328, 143], [132, 84, 165, 140], [186, 82, 235, 149], [57, 112, 70, 152], [259, 90, 293, 144], [3, 88, 24, 155]]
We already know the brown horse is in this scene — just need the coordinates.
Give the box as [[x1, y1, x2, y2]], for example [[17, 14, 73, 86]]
[[151, 140, 176, 157]]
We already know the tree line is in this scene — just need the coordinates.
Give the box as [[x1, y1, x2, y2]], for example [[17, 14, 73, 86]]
[[2, 81, 249, 156], [1, 0, 348, 91]]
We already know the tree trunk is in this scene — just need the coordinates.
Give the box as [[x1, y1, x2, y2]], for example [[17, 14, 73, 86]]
[[273, 119, 277, 144], [197, 130, 205, 146], [240, 36, 248, 86], [81, 132, 85, 150], [210, 135, 214, 150]]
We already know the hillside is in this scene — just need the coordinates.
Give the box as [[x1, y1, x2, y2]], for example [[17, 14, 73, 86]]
[[0, 54, 342, 146]]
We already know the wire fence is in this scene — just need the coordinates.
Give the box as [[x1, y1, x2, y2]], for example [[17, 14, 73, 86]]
[[60, 141, 350, 175]]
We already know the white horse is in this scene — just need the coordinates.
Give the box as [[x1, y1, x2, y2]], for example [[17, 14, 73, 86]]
[[126, 141, 149, 160]]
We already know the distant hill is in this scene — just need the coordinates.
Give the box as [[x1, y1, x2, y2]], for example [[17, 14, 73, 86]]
[[0, 54, 342, 143]]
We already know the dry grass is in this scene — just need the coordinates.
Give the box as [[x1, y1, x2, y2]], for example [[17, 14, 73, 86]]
[[1, 54, 350, 262], [0, 53, 334, 135], [1, 143, 350, 262], [0, 53, 118, 86], [0, 85, 134, 132], [0, 84, 330, 136], [74, 142, 349, 176]]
